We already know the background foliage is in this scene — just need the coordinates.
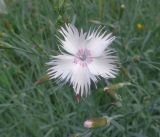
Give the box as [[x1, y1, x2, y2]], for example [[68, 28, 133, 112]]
[[0, 0, 160, 137]]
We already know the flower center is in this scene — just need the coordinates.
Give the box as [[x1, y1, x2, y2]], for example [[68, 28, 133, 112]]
[[74, 48, 92, 67]]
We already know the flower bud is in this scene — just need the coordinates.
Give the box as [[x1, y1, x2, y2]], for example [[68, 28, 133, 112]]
[[119, 4, 125, 19], [84, 117, 110, 129], [136, 23, 144, 30], [120, 4, 125, 10], [132, 55, 142, 62], [104, 82, 131, 92], [104, 82, 131, 101], [0, 32, 5, 38]]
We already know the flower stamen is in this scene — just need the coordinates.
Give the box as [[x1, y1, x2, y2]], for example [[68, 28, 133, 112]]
[[74, 48, 92, 67]]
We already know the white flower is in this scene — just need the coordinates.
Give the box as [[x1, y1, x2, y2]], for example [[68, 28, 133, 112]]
[[47, 24, 118, 96]]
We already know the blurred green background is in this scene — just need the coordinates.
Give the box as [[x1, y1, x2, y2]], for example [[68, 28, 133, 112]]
[[0, 0, 160, 137]]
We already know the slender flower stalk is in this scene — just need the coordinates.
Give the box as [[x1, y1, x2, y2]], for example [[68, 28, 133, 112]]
[[47, 24, 119, 96]]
